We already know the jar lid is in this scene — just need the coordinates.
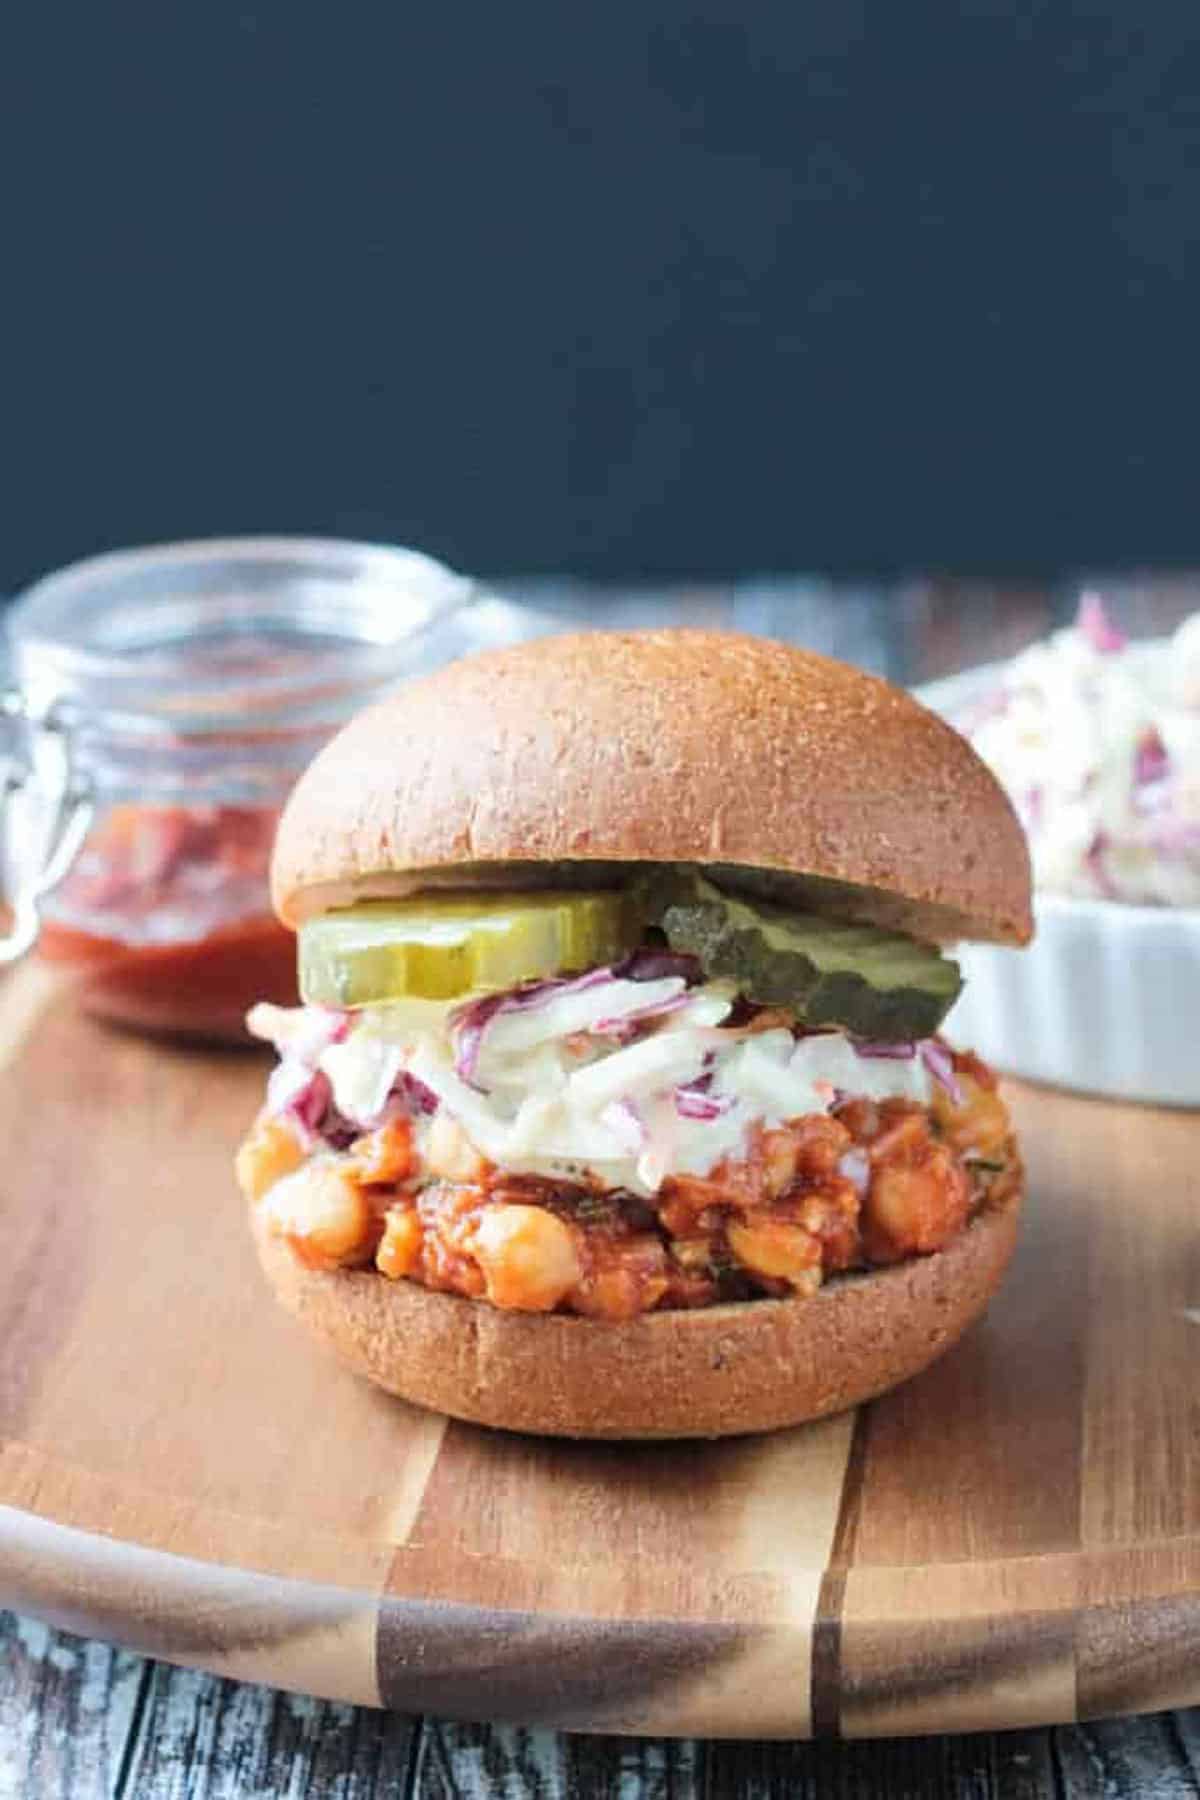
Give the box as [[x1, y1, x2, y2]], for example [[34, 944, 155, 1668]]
[[6, 536, 478, 735]]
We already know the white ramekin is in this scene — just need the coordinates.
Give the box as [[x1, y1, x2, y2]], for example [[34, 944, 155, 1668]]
[[944, 898, 1200, 1106], [918, 665, 1200, 1107]]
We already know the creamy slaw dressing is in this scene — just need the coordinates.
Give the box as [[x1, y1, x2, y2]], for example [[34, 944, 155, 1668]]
[[249, 982, 933, 1198]]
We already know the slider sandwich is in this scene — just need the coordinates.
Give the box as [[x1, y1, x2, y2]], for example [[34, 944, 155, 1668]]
[[237, 631, 1031, 1437]]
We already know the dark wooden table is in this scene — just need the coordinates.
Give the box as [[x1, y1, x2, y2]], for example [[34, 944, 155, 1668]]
[[4, 574, 1199, 1800]]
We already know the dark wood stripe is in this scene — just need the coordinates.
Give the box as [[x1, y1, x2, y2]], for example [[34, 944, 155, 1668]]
[[1080, 1591, 1200, 1721], [1078, 1543, 1200, 1721], [839, 1601, 1078, 1721], [809, 1403, 872, 1737], [376, 1597, 749, 1733], [810, 1570, 846, 1739]]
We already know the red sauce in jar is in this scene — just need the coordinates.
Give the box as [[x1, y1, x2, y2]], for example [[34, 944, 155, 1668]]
[[40, 913, 297, 1043], [39, 803, 298, 1043]]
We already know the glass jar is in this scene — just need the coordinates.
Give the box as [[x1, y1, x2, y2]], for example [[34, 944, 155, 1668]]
[[0, 537, 523, 1044]]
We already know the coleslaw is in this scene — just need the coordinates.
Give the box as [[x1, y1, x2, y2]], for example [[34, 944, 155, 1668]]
[[248, 968, 938, 1200], [961, 595, 1200, 905]]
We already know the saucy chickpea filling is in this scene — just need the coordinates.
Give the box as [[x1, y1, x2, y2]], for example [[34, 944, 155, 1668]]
[[239, 991, 1019, 1321]]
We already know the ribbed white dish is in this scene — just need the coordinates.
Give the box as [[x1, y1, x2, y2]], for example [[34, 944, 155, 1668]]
[[944, 898, 1200, 1105], [918, 664, 1200, 1107]]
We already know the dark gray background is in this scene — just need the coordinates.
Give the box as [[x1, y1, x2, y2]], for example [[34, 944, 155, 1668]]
[[5, 3, 1199, 590]]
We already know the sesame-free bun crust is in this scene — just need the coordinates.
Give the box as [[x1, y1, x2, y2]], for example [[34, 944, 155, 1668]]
[[250, 1185, 1022, 1439], [272, 631, 1032, 946]]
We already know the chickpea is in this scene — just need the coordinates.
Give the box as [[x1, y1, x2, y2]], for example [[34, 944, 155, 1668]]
[[262, 1164, 375, 1269], [426, 1112, 488, 1184], [350, 1117, 415, 1185], [471, 1204, 582, 1312], [236, 1116, 307, 1204], [794, 1191, 861, 1272], [727, 1216, 822, 1291], [574, 1234, 670, 1321], [861, 1142, 969, 1264], [669, 1236, 713, 1271], [933, 1074, 1011, 1163], [760, 1129, 800, 1198], [834, 1096, 881, 1141], [658, 1183, 725, 1239], [376, 1206, 423, 1280]]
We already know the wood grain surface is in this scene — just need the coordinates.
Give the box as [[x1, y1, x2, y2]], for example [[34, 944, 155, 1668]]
[[0, 952, 1198, 1741]]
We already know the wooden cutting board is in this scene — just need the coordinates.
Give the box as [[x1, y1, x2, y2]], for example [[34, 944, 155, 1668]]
[[1, 963, 1198, 1740]]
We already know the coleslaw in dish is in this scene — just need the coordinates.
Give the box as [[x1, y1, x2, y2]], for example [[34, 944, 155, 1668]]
[[960, 595, 1200, 906]]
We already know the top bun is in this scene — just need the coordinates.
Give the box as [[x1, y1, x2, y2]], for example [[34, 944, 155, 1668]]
[[272, 630, 1032, 946]]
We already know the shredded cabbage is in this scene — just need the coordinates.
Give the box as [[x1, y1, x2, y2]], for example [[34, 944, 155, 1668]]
[[248, 977, 944, 1196]]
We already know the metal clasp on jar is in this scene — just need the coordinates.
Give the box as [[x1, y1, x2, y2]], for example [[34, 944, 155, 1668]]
[[0, 690, 96, 962]]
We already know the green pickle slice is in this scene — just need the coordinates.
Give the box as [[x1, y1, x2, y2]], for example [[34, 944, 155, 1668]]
[[299, 890, 641, 1006], [642, 869, 961, 1040]]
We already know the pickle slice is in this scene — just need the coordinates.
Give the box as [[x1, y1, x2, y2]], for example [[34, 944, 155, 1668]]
[[643, 869, 961, 1039], [299, 891, 641, 1006]]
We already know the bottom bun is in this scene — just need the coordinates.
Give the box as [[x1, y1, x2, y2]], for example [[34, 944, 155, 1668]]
[[251, 1187, 1022, 1439]]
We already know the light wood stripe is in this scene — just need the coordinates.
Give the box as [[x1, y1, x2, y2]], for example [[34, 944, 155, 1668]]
[[0, 1441, 393, 1591], [1078, 1095, 1200, 1719], [833, 1081, 1087, 1734], [382, 1411, 857, 1730], [838, 1555, 1078, 1738], [405, 1412, 854, 1581], [379, 1412, 448, 1545]]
